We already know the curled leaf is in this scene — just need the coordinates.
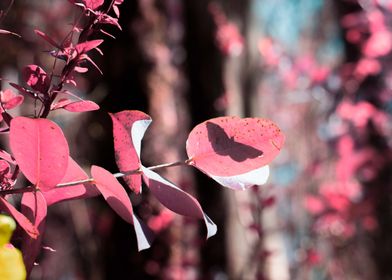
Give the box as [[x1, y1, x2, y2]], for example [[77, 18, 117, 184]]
[[209, 165, 270, 190], [110, 110, 151, 193], [142, 167, 217, 239], [0, 29, 21, 37]]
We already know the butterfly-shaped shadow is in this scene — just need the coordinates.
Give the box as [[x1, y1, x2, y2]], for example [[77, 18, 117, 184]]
[[206, 122, 263, 162]]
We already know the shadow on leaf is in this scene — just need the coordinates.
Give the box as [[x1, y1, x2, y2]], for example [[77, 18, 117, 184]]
[[206, 122, 263, 162]]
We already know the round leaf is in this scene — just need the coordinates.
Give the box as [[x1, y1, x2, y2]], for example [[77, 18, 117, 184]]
[[186, 116, 284, 177]]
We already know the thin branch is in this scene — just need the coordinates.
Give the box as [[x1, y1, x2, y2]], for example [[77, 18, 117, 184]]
[[0, 186, 34, 195], [0, 160, 189, 196], [56, 178, 95, 188], [55, 160, 188, 188]]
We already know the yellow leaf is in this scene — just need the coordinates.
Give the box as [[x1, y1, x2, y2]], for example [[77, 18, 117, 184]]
[[0, 245, 26, 280], [0, 215, 16, 247]]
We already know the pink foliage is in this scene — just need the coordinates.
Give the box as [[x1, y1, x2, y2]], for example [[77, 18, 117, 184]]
[[43, 157, 99, 205], [147, 209, 174, 233], [91, 165, 134, 223], [51, 98, 100, 112], [209, 3, 244, 56], [21, 192, 47, 273], [110, 110, 151, 193], [0, 0, 290, 271], [0, 89, 24, 110], [69, 0, 104, 10], [22, 65, 50, 94], [9, 117, 69, 190], [0, 197, 38, 239], [186, 116, 284, 177]]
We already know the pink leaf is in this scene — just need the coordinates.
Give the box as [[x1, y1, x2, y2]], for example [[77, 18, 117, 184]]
[[22, 65, 50, 93], [85, 0, 104, 10], [34, 29, 61, 49], [68, 0, 103, 10], [51, 99, 99, 112], [50, 98, 73, 110], [91, 165, 153, 250], [186, 116, 284, 177], [63, 100, 99, 112], [113, 5, 120, 17], [0, 197, 38, 239], [74, 66, 89, 73], [110, 110, 152, 194], [21, 191, 47, 273], [91, 165, 133, 222], [0, 89, 24, 109], [79, 54, 103, 74], [43, 157, 99, 206], [142, 167, 217, 239], [113, 0, 124, 17], [0, 149, 15, 164], [9, 117, 69, 191], [75, 40, 104, 54], [100, 15, 122, 30]]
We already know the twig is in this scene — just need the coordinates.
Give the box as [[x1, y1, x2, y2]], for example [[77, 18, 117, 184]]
[[0, 160, 188, 196]]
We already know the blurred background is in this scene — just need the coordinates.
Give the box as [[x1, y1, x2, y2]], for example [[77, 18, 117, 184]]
[[1, 0, 392, 279]]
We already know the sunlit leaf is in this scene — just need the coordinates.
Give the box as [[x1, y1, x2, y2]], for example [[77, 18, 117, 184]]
[[10, 117, 69, 190], [75, 39, 104, 54], [91, 165, 153, 250], [186, 116, 284, 189], [43, 157, 99, 206], [110, 110, 151, 193]]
